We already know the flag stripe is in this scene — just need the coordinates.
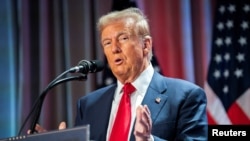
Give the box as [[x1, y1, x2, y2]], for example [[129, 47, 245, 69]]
[[228, 89, 250, 124], [205, 82, 231, 124], [228, 102, 250, 124], [236, 88, 250, 118], [206, 110, 217, 125]]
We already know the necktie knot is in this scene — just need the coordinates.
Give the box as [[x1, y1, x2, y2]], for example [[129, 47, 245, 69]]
[[123, 83, 135, 95]]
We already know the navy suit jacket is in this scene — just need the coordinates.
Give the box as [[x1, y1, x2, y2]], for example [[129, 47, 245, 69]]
[[75, 72, 208, 141]]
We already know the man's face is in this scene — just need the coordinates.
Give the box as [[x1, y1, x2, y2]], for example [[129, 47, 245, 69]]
[[101, 21, 149, 83]]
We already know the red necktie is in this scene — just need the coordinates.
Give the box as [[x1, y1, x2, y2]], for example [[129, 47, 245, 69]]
[[109, 83, 135, 141]]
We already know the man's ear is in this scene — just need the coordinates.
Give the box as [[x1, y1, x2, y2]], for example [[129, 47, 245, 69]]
[[143, 36, 152, 50], [142, 36, 152, 57]]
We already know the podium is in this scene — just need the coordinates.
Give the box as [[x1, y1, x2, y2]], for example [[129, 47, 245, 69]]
[[0, 125, 90, 141]]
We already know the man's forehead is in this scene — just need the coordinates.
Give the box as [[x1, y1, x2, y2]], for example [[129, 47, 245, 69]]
[[101, 24, 132, 37]]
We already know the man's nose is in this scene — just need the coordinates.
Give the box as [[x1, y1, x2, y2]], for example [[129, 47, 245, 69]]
[[111, 41, 121, 53]]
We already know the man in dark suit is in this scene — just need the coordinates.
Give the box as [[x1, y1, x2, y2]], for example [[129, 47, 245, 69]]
[[74, 7, 208, 141]]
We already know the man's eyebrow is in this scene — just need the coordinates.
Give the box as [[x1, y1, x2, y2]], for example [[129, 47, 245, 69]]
[[117, 31, 128, 36], [102, 32, 129, 41]]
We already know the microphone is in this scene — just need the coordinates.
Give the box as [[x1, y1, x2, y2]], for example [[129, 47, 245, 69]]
[[19, 59, 104, 135], [69, 60, 104, 74]]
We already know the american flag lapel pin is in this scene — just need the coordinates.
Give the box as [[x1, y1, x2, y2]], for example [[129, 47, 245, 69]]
[[155, 97, 161, 104]]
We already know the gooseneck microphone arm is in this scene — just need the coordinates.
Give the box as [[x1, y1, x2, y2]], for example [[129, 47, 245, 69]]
[[29, 75, 87, 134], [18, 60, 104, 135], [18, 69, 87, 135]]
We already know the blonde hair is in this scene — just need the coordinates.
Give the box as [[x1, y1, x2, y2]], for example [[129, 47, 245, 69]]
[[97, 7, 153, 60]]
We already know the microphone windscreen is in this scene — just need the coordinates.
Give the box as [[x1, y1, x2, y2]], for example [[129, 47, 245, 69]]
[[78, 60, 104, 73], [90, 60, 105, 73]]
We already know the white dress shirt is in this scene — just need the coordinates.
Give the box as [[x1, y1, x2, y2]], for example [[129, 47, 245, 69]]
[[106, 64, 154, 141]]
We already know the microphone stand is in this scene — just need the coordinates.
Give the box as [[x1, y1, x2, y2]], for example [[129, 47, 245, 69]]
[[18, 69, 87, 135]]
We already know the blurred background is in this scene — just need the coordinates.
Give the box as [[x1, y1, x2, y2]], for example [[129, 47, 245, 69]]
[[0, 0, 249, 139]]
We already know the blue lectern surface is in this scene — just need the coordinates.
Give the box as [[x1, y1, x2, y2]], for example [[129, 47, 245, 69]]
[[0, 125, 90, 141]]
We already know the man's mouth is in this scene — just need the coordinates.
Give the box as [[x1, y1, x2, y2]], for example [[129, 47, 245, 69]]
[[114, 58, 123, 65]]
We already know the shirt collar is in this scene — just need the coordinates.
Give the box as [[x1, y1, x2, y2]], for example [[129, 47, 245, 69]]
[[116, 63, 154, 94]]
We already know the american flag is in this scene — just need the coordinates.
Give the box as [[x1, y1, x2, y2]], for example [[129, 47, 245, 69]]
[[205, 0, 250, 124]]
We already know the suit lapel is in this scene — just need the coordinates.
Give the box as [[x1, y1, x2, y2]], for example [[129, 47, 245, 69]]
[[141, 72, 168, 123], [130, 72, 168, 141], [90, 85, 116, 140]]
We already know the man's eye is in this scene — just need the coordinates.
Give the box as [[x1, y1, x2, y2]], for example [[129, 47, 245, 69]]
[[118, 35, 129, 43], [103, 41, 111, 47]]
